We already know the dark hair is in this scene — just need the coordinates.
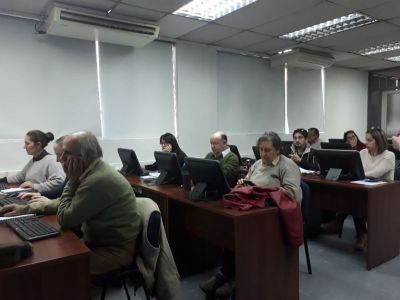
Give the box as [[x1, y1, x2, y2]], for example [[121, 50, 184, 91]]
[[257, 131, 282, 153], [26, 130, 54, 148], [343, 130, 364, 147], [160, 133, 183, 153], [366, 128, 388, 155], [308, 127, 319, 137], [293, 128, 308, 138]]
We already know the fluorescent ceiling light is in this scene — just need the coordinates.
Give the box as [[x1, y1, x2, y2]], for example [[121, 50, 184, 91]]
[[280, 13, 377, 42], [386, 56, 400, 62], [358, 42, 400, 55], [173, 0, 258, 21], [278, 49, 292, 55]]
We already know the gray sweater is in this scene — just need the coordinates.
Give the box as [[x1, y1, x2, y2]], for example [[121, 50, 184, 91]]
[[245, 155, 302, 202], [7, 155, 65, 193]]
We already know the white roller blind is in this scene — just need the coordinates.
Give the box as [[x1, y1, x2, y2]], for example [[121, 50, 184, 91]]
[[98, 41, 174, 139], [217, 52, 285, 134], [287, 69, 323, 131], [0, 16, 101, 139]]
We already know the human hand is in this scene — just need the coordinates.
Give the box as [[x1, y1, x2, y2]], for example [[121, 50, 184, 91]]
[[66, 156, 85, 183], [162, 144, 172, 152], [18, 192, 41, 200], [291, 153, 301, 163], [237, 178, 245, 185], [0, 204, 24, 217], [20, 181, 34, 189], [28, 195, 51, 204]]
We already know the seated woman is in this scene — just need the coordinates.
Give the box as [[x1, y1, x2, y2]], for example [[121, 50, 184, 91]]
[[145, 132, 187, 171], [322, 128, 395, 250], [289, 128, 319, 170], [344, 130, 366, 151], [0, 130, 65, 193], [200, 132, 302, 299]]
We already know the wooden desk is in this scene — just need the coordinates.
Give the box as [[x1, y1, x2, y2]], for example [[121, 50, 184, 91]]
[[0, 215, 90, 300], [126, 176, 299, 300], [303, 176, 400, 270]]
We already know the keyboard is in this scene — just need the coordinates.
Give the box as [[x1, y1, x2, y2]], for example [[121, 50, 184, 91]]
[[0, 197, 28, 206], [6, 216, 60, 241], [0, 182, 10, 190]]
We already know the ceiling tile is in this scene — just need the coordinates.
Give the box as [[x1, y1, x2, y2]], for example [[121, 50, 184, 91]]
[[112, 3, 166, 21], [54, 0, 114, 11], [214, 0, 322, 30], [368, 48, 400, 59], [245, 38, 299, 54], [252, 1, 352, 36], [180, 24, 241, 44], [158, 14, 207, 38], [362, 0, 400, 20], [358, 60, 399, 70], [120, 0, 189, 13], [329, 0, 393, 10], [0, 0, 49, 15], [213, 31, 272, 49], [387, 17, 400, 26]]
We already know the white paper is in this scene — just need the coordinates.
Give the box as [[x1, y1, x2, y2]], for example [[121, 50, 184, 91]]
[[141, 172, 160, 180], [299, 168, 318, 175], [351, 180, 386, 186]]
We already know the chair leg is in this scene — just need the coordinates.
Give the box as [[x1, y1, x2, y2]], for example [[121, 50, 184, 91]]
[[100, 286, 107, 300], [338, 218, 345, 239], [303, 237, 312, 275], [122, 279, 131, 300]]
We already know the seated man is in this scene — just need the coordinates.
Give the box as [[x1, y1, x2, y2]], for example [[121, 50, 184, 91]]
[[205, 131, 240, 187], [289, 128, 319, 171], [307, 127, 322, 150], [0, 131, 141, 275]]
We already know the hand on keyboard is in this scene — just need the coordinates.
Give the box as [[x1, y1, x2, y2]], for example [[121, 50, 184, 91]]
[[0, 204, 24, 217]]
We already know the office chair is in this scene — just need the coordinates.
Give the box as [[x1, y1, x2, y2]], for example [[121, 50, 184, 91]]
[[394, 160, 400, 181], [92, 202, 161, 300], [228, 144, 243, 166], [300, 181, 312, 275]]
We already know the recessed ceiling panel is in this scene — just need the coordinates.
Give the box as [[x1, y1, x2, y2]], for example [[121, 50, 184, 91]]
[[120, 0, 190, 13], [214, 31, 272, 49], [180, 23, 241, 44], [0, 0, 49, 15], [362, 0, 400, 20], [112, 3, 166, 21], [329, 0, 393, 10], [158, 14, 207, 38], [245, 37, 298, 54]]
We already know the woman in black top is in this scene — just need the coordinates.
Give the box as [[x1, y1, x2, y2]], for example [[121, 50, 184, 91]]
[[145, 133, 187, 171]]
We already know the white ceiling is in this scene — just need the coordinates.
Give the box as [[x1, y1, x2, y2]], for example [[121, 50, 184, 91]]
[[1, 0, 400, 72]]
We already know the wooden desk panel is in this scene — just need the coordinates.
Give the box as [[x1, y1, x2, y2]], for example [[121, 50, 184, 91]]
[[303, 176, 400, 269], [126, 175, 299, 300], [0, 216, 90, 300]]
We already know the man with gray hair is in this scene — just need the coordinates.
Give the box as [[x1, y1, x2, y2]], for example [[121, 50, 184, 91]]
[[0, 131, 141, 275]]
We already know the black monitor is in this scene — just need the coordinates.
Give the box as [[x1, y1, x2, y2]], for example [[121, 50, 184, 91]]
[[252, 146, 260, 160], [228, 145, 243, 165], [314, 150, 365, 180], [184, 157, 231, 201], [154, 151, 182, 185], [117, 148, 146, 176], [321, 142, 351, 150], [328, 138, 346, 144]]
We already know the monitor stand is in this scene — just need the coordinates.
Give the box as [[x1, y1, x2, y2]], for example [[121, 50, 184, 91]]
[[156, 171, 168, 185]]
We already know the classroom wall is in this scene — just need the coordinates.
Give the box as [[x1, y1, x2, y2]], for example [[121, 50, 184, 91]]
[[0, 15, 368, 175]]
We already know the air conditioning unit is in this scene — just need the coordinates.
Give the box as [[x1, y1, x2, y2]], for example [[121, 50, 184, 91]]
[[44, 6, 159, 47], [271, 48, 335, 70]]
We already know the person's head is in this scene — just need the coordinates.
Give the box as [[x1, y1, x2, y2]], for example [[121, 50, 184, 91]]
[[60, 131, 103, 174], [159, 133, 181, 153], [24, 130, 54, 157], [307, 128, 319, 144], [53, 136, 67, 162], [292, 128, 308, 149], [210, 131, 228, 156], [257, 132, 282, 165], [365, 128, 388, 155], [344, 130, 365, 149]]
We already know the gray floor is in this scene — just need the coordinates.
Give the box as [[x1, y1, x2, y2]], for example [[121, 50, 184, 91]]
[[92, 218, 400, 300]]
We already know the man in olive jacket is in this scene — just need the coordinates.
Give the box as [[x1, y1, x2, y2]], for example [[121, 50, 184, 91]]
[[0, 131, 141, 275]]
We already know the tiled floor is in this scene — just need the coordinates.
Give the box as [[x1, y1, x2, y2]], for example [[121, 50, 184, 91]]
[[91, 218, 400, 299]]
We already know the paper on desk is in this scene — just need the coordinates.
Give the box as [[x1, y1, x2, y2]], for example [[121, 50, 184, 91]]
[[0, 187, 32, 194], [141, 172, 160, 180], [299, 168, 318, 175], [0, 214, 35, 223], [351, 180, 386, 186]]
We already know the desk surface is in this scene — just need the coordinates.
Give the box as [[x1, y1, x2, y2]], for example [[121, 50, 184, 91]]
[[0, 215, 90, 300]]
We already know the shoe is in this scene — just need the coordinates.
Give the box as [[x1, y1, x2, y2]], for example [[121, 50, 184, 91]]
[[215, 280, 235, 299], [354, 234, 367, 251], [200, 276, 225, 296], [320, 217, 344, 234]]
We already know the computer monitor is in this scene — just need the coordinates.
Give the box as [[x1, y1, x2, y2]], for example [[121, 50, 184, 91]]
[[154, 151, 182, 185], [228, 145, 243, 165], [184, 157, 231, 201], [117, 148, 146, 176], [314, 150, 365, 180], [252, 146, 260, 160], [328, 138, 346, 144], [321, 142, 351, 150]]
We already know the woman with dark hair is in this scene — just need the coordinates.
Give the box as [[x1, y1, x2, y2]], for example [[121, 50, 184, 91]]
[[322, 128, 395, 250], [0, 130, 65, 193], [344, 130, 366, 151], [145, 133, 187, 171]]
